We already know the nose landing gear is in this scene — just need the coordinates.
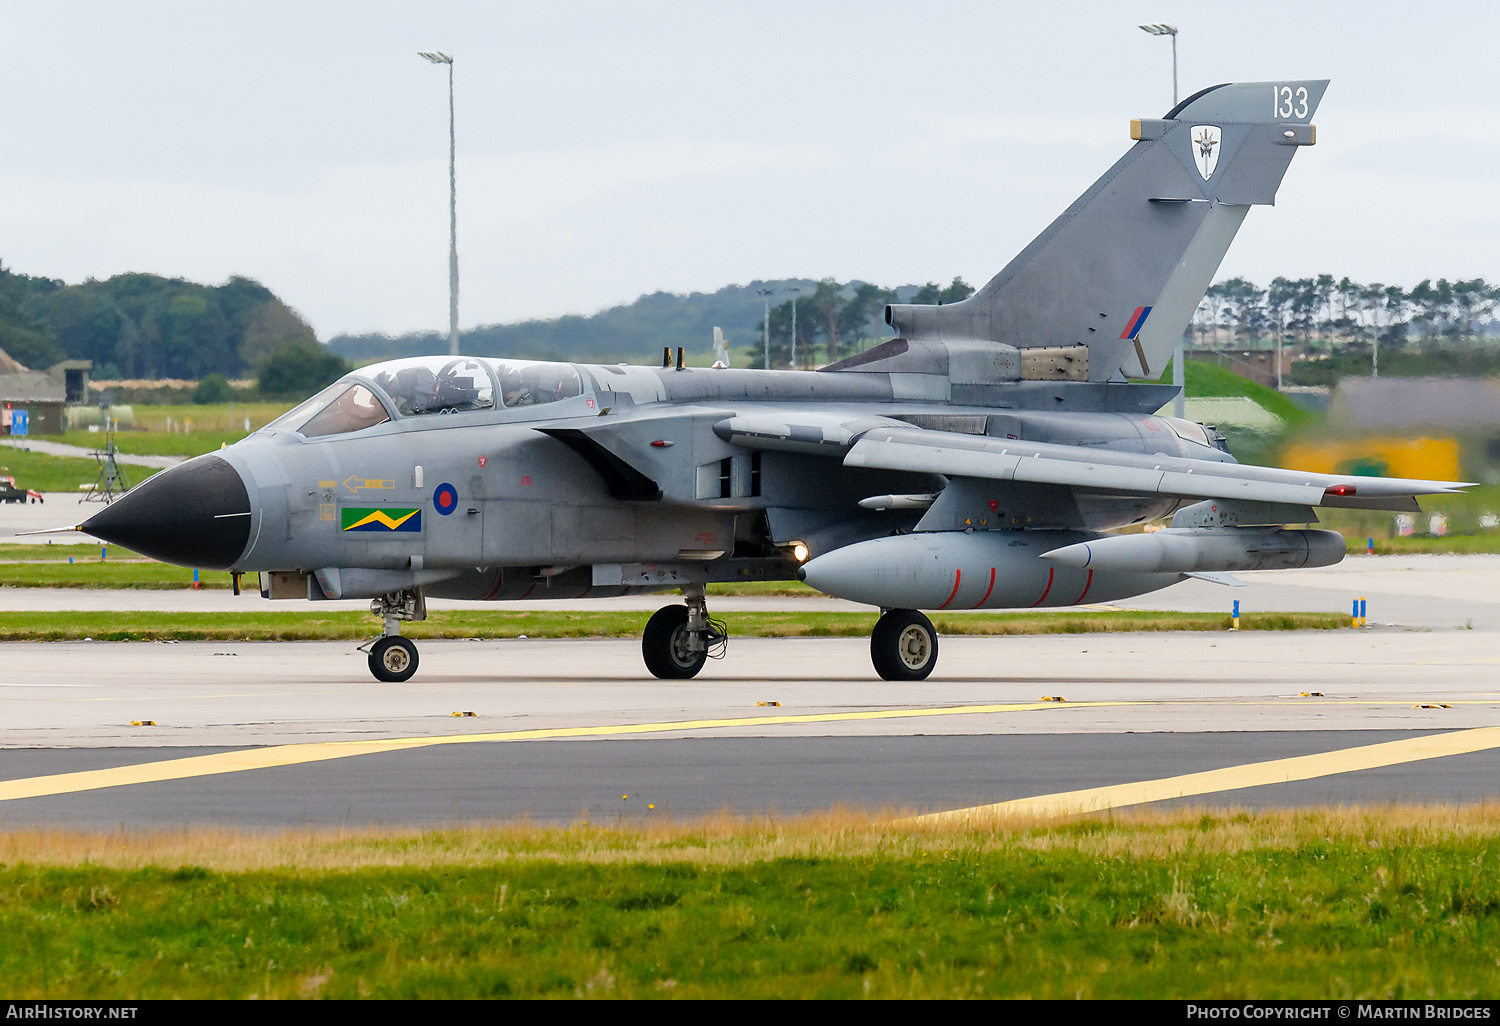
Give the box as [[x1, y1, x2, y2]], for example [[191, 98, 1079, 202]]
[[361, 587, 426, 682]]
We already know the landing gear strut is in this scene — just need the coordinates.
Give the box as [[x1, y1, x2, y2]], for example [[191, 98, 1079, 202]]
[[642, 587, 727, 679], [362, 587, 426, 682], [870, 609, 938, 681]]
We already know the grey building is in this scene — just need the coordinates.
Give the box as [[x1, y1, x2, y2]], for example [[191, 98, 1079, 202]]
[[0, 348, 87, 435]]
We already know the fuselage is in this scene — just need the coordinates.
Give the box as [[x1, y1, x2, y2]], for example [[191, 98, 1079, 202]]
[[81, 354, 1236, 607]]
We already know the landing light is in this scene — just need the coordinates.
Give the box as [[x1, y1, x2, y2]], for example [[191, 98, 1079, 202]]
[[791, 542, 809, 562]]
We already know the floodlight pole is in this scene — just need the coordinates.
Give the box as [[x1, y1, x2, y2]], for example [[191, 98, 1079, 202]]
[[788, 286, 801, 369], [1139, 24, 1183, 412], [757, 288, 773, 370], [420, 51, 460, 356], [1138, 23, 1178, 106], [1169, 30, 1177, 105]]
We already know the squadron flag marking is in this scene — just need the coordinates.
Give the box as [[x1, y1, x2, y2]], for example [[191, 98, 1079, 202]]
[[341, 508, 422, 532]]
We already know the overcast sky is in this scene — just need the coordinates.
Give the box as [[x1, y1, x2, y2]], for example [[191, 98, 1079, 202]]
[[3, 1, 1498, 340]]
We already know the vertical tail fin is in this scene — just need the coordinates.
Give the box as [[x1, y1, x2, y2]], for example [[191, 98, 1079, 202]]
[[884, 80, 1329, 381]]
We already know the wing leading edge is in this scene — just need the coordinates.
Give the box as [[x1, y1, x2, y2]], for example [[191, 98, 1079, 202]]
[[840, 427, 1468, 512]]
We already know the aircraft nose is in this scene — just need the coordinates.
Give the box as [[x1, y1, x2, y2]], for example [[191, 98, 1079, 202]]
[[79, 454, 253, 570]]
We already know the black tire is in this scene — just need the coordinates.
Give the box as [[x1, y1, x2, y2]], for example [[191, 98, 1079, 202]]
[[870, 609, 939, 681], [369, 636, 419, 683], [642, 604, 707, 679]]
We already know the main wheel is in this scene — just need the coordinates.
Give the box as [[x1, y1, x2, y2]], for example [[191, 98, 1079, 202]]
[[369, 636, 419, 683], [870, 609, 939, 681], [642, 604, 707, 679]]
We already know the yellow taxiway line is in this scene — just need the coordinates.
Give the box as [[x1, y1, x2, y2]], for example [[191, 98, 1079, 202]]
[[5, 705, 1497, 815], [914, 725, 1500, 824], [0, 701, 1119, 802]]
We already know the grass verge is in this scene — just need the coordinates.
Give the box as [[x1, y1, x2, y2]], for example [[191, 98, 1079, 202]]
[[10, 541, 1500, 594], [0, 609, 1349, 642], [1344, 535, 1500, 555], [5, 555, 827, 591], [0, 547, 222, 589], [1, 806, 1497, 998], [0, 446, 163, 493]]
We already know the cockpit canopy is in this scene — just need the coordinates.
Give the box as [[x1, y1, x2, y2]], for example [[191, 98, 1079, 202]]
[[369, 357, 495, 417], [299, 383, 390, 438], [261, 356, 585, 438], [496, 361, 582, 408]]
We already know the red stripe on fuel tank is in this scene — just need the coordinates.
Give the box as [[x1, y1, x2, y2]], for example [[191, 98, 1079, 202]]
[[973, 567, 996, 609], [481, 569, 506, 601], [1073, 569, 1094, 605], [1031, 567, 1055, 607], [939, 569, 962, 609]]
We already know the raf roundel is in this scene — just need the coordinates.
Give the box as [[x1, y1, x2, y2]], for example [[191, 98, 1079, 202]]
[[433, 483, 458, 516]]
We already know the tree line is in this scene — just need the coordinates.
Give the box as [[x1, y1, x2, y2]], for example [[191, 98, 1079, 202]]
[[0, 263, 332, 392], [746, 277, 975, 369], [752, 274, 1500, 373], [1191, 276, 1499, 354], [11, 258, 1500, 402], [330, 278, 965, 369]]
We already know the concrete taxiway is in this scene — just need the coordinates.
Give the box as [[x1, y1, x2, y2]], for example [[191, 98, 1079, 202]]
[[2, 623, 1499, 827], [1, 552, 1498, 827]]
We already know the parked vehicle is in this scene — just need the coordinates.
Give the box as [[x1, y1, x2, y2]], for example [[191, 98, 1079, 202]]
[[0, 474, 43, 503]]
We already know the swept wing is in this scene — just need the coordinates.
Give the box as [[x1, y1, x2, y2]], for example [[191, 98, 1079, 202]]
[[844, 426, 1467, 512]]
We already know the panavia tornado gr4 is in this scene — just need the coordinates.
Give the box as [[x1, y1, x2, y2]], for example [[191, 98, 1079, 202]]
[[68, 79, 1469, 683]]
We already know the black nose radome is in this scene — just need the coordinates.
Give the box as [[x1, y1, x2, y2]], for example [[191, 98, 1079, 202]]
[[80, 455, 252, 570]]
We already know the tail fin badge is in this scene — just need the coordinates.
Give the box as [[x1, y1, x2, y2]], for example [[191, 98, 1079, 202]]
[[1120, 306, 1153, 340], [1192, 125, 1221, 179]]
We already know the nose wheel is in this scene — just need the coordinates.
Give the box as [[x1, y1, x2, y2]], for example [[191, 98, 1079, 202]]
[[369, 636, 419, 683], [870, 609, 938, 681], [362, 587, 427, 683]]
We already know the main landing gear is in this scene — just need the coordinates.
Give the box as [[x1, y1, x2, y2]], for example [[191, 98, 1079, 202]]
[[361, 587, 426, 682], [639, 597, 938, 682], [870, 609, 938, 681], [642, 587, 727, 679]]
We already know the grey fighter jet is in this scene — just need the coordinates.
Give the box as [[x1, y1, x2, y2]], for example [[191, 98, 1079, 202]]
[[69, 79, 1470, 683]]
